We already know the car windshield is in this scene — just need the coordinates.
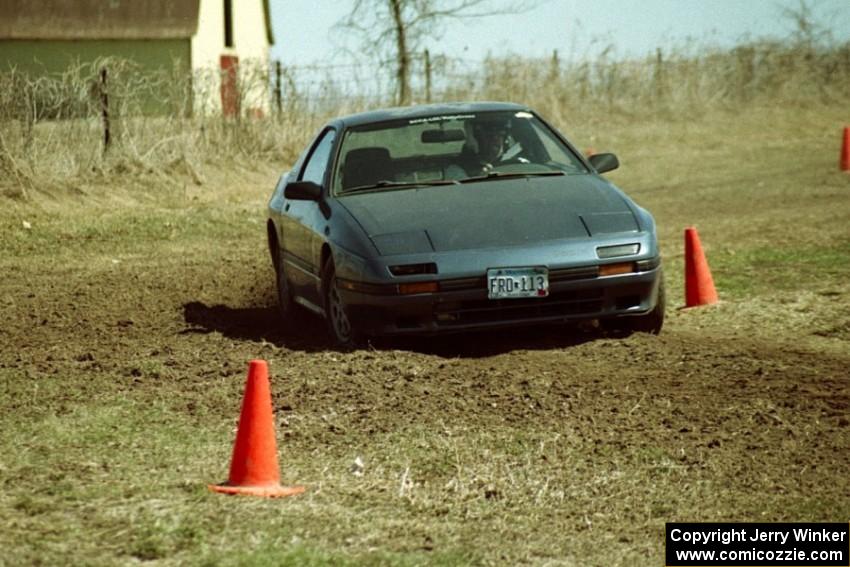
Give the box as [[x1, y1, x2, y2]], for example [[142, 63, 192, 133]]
[[334, 110, 588, 194]]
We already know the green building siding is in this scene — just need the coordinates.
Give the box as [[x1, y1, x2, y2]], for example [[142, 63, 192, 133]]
[[1, 39, 193, 114]]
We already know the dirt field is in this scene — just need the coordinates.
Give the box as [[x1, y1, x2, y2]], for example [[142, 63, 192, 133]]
[[1, 105, 848, 565]]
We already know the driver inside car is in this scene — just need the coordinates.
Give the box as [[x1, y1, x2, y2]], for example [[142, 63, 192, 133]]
[[444, 118, 526, 180], [463, 119, 528, 175], [473, 121, 508, 166]]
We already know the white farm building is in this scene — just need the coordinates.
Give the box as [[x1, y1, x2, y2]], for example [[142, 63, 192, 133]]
[[0, 0, 275, 116]]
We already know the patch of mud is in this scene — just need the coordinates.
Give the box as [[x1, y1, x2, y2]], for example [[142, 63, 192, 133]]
[[2, 230, 848, 491]]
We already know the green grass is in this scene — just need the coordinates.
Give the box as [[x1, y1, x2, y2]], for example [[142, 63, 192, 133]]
[[1, 202, 258, 258], [713, 242, 850, 296], [5, 390, 844, 565]]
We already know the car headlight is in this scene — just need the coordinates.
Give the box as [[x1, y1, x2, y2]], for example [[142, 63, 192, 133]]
[[596, 243, 640, 259]]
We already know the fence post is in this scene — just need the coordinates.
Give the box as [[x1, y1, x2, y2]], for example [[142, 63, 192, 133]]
[[424, 49, 432, 103], [549, 49, 560, 82], [99, 67, 110, 154], [274, 60, 282, 117], [654, 48, 665, 102]]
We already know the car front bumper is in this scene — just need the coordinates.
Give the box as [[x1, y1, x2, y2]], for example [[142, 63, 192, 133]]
[[337, 263, 663, 336]]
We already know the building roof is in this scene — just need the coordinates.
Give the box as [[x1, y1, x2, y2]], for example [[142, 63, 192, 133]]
[[0, 0, 274, 44]]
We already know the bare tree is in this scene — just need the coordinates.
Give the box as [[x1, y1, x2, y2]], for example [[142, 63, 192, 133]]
[[337, 0, 534, 105], [781, 0, 832, 48]]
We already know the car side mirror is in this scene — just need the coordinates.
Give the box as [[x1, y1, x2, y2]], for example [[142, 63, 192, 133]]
[[284, 180, 322, 201], [588, 153, 619, 174]]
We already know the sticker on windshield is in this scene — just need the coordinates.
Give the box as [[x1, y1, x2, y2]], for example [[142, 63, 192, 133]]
[[409, 114, 476, 125]]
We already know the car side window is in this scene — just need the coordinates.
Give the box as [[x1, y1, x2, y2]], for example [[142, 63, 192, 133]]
[[299, 129, 337, 186]]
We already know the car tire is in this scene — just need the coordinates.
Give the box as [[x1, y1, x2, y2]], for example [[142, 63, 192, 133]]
[[627, 278, 666, 335], [274, 245, 297, 325], [322, 258, 362, 348], [604, 278, 666, 336]]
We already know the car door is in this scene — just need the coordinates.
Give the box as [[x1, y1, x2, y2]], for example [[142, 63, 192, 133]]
[[281, 127, 337, 306]]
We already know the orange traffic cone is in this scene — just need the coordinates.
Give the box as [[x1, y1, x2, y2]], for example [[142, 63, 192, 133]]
[[209, 360, 305, 498], [684, 227, 718, 308], [840, 127, 850, 171]]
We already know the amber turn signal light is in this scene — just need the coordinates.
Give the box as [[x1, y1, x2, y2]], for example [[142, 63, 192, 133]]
[[397, 282, 440, 295], [599, 262, 636, 277]]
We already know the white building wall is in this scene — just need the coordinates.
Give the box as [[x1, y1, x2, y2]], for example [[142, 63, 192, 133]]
[[191, 0, 271, 115]]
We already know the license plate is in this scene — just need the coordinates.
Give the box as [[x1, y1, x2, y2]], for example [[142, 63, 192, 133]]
[[487, 267, 549, 299]]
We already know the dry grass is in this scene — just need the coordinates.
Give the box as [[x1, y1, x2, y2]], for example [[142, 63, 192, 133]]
[[2, 36, 850, 197]]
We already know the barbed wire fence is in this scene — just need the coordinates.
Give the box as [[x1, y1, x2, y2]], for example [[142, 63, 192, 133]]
[[267, 52, 488, 113], [270, 37, 850, 119], [2, 39, 849, 197]]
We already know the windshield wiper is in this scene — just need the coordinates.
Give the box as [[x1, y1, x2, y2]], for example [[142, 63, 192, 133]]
[[459, 170, 565, 184], [342, 179, 459, 194]]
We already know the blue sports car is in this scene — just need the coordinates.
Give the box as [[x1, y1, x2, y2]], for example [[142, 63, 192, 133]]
[[267, 102, 664, 346]]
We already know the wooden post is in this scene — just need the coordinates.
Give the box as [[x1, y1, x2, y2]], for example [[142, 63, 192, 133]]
[[654, 48, 664, 101], [274, 60, 282, 116], [549, 49, 560, 82], [549, 49, 562, 105], [99, 67, 110, 154], [424, 49, 432, 104]]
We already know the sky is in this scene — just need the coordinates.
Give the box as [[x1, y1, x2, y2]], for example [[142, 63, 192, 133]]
[[268, 0, 850, 67]]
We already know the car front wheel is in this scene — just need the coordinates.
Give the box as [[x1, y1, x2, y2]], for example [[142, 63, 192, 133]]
[[626, 278, 665, 334], [604, 278, 665, 335], [322, 259, 362, 348], [275, 246, 296, 324]]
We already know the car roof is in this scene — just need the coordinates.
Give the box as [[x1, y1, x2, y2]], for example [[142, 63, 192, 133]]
[[334, 101, 529, 128]]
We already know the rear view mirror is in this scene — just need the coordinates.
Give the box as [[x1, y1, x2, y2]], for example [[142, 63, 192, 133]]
[[284, 180, 322, 201], [421, 129, 466, 143], [588, 153, 619, 174]]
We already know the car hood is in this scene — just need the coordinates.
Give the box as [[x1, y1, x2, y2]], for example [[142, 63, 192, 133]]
[[338, 174, 640, 255]]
